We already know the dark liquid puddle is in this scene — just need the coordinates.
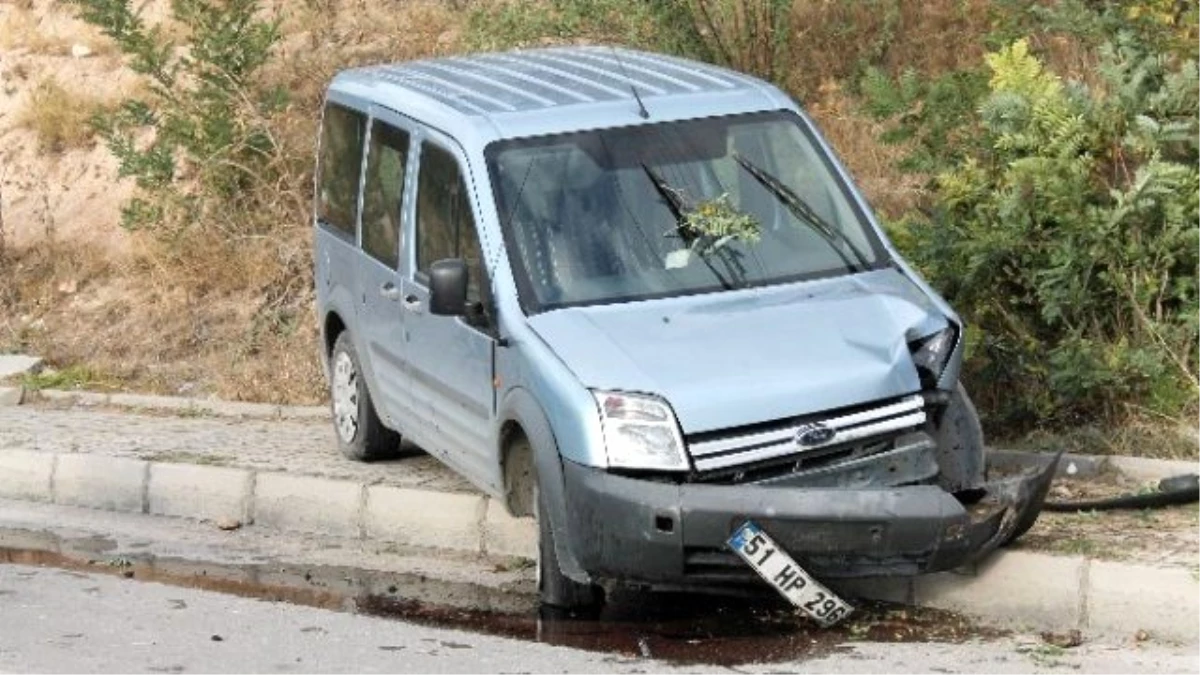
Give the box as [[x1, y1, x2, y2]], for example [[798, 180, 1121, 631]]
[[0, 546, 1003, 666]]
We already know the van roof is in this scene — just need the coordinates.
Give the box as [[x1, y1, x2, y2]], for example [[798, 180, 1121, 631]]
[[329, 46, 791, 144]]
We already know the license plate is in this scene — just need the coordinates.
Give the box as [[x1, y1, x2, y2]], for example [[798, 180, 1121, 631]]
[[727, 520, 853, 627]]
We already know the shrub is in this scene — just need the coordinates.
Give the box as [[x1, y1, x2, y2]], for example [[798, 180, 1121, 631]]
[[69, 0, 289, 237], [902, 36, 1198, 429]]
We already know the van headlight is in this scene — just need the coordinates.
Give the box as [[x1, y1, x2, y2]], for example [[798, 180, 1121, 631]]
[[909, 326, 957, 387], [592, 390, 689, 472]]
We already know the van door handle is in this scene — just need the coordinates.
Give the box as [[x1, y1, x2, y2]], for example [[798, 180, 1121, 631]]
[[402, 294, 423, 313], [379, 283, 401, 301]]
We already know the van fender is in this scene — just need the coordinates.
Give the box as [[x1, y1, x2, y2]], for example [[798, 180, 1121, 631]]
[[498, 387, 592, 584], [321, 291, 387, 421], [319, 288, 356, 381]]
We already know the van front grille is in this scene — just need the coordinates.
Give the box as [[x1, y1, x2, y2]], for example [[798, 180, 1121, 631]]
[[685, 395, 926, 476]]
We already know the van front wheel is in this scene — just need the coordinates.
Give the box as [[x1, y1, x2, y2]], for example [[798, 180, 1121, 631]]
[[329, 332, 399, 462]]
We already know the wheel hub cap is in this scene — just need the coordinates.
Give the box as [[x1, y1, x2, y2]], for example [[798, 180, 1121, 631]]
[[332, 351, 359, 443]]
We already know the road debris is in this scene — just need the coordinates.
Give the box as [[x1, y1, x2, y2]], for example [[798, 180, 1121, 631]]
[[1041, 629, 1084, 648]]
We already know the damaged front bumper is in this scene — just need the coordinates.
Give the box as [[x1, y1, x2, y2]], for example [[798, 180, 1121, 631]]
[[559, 450, 1061, 586]]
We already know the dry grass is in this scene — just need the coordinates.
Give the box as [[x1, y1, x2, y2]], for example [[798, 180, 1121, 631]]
[[687, 0, 995, 99], [0, 4, 70, 54], [0, 237, 325, 404], [1, 0, 466, 407], [17, 77, 109, 153], [805, 79, 927, 219], [0, 0, 125, 55], [1003, 407, 1200, 460]]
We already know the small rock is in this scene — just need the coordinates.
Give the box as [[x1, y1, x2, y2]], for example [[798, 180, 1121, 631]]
[[211, 634, 223, 642], [70, 44, 93, 58], [57, 279, 78, 294], [1040, 629, 1083, 648], [215, 517, 241, 531], [1134, 629, 1150, 642]]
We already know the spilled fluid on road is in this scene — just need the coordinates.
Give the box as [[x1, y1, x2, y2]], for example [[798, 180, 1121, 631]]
[[0, 544, 1000, 666], [359, 589, 999, 665]]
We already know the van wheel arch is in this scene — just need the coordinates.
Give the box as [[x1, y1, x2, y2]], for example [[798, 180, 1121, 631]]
[[934, 382, 987, 495], [499, 416, 602, 610], [495, 390, 591, 587], [324, 311, 347, 358], [501, 422, 536, 517]]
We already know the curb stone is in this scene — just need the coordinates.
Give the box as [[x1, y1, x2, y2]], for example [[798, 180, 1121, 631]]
[[53, 454, 147, 513], [147, 463, 252, 523], [989, 448, 1197, 482], [1107, 455, 1199, 483], [914, 551, 1085, 629], [0, 386, 23, 406], [29, 388, 329, 421], [0, 354, 41, 380], [0, 447, 1195, 642], [364, 485, 485, 551], [29, 389, 331, 420], [253, 472, 364, 536], [1087, 560, 1199, 641], [0, 450, 54, 501]]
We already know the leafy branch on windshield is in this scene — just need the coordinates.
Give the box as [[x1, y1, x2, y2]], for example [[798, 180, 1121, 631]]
[[680, 193, 761, 255], [642, 165, 754, 287]]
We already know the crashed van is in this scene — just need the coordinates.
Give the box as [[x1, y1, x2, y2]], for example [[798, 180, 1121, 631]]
[[312, 46, 1059, 613]]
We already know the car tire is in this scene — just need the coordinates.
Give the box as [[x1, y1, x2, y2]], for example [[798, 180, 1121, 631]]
[[329, 332, 400, 462], [934, 382, 987, 496], [534, 481, 603, 612]]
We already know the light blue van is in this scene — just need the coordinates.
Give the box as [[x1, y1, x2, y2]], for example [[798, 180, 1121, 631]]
[[312, 46, 1059, 610]]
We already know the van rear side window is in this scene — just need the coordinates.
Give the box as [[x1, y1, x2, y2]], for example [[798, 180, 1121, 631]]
[[361, 121, 410, 269], [316, 103, 366, 237]]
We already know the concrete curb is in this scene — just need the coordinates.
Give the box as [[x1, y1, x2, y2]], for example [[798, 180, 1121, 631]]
[[989, 448, 1197, 482], [0, 354, 42, 380], [25, 388, 328, 421], [839, 550, 1198, 644], [0, 448, 533, 562], [0, 446, 1192, 643]]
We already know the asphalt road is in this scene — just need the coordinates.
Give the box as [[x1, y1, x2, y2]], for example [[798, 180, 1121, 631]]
[[1, 564, 1195, 674]]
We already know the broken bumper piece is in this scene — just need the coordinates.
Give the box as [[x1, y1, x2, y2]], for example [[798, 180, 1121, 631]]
[[560, 450, 1062, 586]]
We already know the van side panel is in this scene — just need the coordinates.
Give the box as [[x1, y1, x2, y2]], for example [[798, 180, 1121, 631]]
[[313, 92, 380, 403]]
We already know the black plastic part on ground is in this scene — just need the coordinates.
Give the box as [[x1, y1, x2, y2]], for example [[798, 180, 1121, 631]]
[[1043, 473, 1199, 512]]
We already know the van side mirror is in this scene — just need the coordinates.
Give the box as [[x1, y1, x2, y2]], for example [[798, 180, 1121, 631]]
[[428, 258, 468, 316]]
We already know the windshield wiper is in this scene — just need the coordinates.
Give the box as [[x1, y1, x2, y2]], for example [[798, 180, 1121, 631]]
[[641, 164, 735, 290], [732, 153, 874, 272]]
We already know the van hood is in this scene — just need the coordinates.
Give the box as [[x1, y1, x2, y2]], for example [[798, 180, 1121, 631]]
[[525, 268, 948, 434]]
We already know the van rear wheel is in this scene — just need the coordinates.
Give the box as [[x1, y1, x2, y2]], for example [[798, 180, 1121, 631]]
[[329, 332, 399, 462]]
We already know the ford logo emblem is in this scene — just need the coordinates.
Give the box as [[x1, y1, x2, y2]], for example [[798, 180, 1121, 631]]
[[795, 423, 835, 447]]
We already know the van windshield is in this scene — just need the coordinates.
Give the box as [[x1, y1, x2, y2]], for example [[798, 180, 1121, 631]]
[[486, 111, 888, 312]]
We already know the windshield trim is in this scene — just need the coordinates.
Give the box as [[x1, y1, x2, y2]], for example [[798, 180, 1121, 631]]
[[483, 109, 891, 315]]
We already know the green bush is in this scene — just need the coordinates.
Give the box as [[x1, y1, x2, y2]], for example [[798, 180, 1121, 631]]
[[70, 0, 287, 237], [901, 36, 1198, 429], [860, 67, 989, 174]]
